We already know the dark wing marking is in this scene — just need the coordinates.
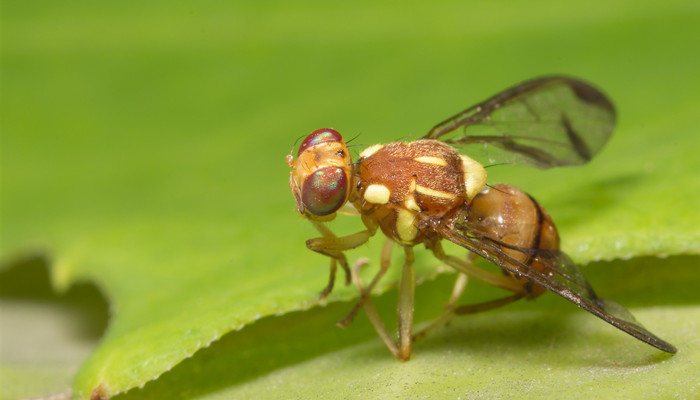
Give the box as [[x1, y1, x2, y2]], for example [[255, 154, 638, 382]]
[[433, 220, 677, 354], [425, 76, 616, 169]]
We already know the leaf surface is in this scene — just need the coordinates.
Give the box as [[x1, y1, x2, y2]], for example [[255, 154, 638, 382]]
[[1, 0, 699, 398]]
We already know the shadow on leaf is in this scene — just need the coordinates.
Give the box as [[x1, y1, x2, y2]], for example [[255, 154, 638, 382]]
[[113, 255, 693, 399]]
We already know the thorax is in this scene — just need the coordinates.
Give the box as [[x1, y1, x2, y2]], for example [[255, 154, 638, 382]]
[[352, 139, 485, 245]]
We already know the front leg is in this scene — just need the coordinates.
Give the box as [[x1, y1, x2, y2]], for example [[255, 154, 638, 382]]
[[307, 220, 377, 298]]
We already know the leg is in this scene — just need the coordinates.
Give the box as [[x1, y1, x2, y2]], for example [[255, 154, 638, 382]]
[[351, 245, 416, 361], [338, 239, 402, 359], [308, 220, 377, 298], [413, 251, 525, 342], [454, 293, 523, 314], [414, 293, 523, 341], [397, 246, 416, 361], [320, 259, 338, 299], [337, 238, 394, 327], [429, 241, 526, 295], [413, 272, 468, 342]]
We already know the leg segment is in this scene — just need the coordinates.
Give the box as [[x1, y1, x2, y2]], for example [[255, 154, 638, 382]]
[[337, 238, 394, 327], [397, 246, 416, 361], [308, 220, 377, 298], [454, 293, 523, 314], [429, 241, 526, 295], [321, 259, 339, 299], [413, 249, 526, 342], [339, 239, 401, 358], [339, 242, 417, 361], [413, 272, 468, 342]]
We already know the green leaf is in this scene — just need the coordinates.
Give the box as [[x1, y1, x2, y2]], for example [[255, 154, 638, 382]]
[[120, 256, 700, 399], [2, 0, 699, 399]]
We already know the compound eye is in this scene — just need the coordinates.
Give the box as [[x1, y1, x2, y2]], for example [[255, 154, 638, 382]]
[[298, 128, 343, 157], [301, 166, 348, 216]]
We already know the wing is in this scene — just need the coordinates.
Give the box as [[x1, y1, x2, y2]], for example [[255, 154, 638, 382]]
[[434, 221, 677, 354], [425, 76, 616, 169]]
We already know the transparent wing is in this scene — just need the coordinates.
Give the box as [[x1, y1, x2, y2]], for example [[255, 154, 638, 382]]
[[425, 76, 616, 169], [434, 219, 677, 354]]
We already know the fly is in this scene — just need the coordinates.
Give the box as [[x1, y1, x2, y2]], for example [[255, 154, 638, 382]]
[[286, 76, 677, 361]]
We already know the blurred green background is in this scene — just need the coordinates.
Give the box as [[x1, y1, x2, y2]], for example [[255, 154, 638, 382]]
[[2, 1, 699, 399]]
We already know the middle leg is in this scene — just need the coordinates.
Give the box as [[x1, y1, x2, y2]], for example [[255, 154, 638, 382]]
[[342, 243, 417, 361]]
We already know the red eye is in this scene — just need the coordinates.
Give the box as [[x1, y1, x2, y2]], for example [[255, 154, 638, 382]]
[[298, 128, 343, 157], [301, 167, 348, 216]]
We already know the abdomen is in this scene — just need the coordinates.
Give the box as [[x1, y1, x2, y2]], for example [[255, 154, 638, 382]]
[[464, 184, 560, 297]]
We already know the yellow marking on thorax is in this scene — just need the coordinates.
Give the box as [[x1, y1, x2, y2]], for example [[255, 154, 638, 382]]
[[415, 184, 457, 200], [404, 196, 420, 212], [359, 144, 384, 159], [396, 209, 418, 242], [364, 184, 391, 204], [403, 177, 421, 211], [414, 156, 447, 166]]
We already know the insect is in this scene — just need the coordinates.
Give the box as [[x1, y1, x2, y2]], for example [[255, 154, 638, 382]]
[[286, 76, 677, 361]]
